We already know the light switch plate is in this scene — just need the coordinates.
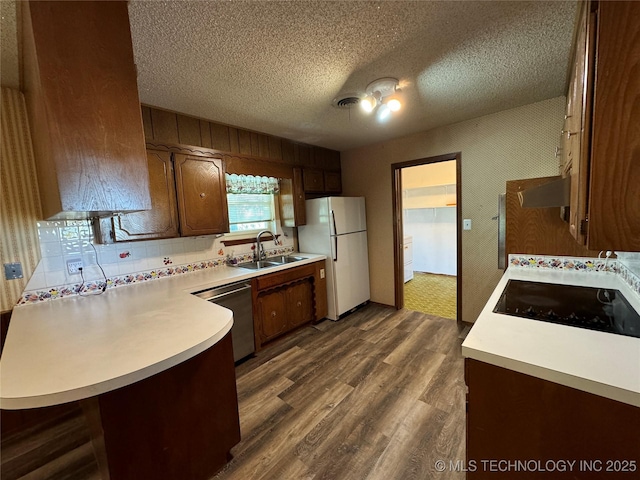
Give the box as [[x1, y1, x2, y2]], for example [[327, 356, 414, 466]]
[[4, 262, 23, 280], [463, 219, 472, 230]]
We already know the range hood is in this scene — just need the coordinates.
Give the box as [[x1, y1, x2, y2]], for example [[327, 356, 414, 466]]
[[517, 176, 570, 208]]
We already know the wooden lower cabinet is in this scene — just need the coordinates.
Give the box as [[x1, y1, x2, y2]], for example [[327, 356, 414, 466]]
[[465, 358, 640, 479], [256, 288, 289, 342], [83, 332, 240, 480], [252, 260, 326, 349], [288, 280, 313, 328]]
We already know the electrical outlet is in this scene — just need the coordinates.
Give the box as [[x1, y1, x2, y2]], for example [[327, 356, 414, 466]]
[[463, 219, 472, 230], [4, 262, 23, 280], [66, 258, 83, 275], [320, 268, 325, 279]]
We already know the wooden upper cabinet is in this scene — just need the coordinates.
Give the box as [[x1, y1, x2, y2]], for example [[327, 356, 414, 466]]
[[279, 168, 306, 227], [22, 1, 150, 220], [564, 1, 640, 251], [302, 169, 325, 193], [173, 154, 229, 236], [111, 151, 180, 242], [586, 0, 640, 251], [565, 1, 595, 245], [324, 171, 342, 193]]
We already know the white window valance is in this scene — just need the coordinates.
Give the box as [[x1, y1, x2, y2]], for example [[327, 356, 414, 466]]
[[225, 173, 280, 194]]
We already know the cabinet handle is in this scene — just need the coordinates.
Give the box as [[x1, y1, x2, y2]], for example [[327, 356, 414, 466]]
[[564, 115, 572, 120], [404, 245, 409, 249], [555, 146, 562, 157], [200, 192, 206, 198], [297, 301, 302, 307], [271, 311, 276, 317], [561, 130, 578, 138]]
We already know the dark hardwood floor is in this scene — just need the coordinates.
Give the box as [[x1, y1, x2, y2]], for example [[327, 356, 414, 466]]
[[1, 303, 467, 480], [216, 303, 467, 480]]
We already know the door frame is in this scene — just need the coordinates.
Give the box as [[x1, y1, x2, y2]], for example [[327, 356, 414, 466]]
[[391, 152, 462, 323]]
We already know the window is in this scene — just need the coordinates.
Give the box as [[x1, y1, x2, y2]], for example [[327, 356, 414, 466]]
[[227, 193, 276, 233]]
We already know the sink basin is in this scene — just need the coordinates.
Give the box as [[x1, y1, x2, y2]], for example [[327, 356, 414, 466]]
[[265, 255, 307, 264], [236, 260, 281, 270], [236, 255, 307, 270]]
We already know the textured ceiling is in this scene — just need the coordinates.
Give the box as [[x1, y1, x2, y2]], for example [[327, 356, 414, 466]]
[[1, 1, 578, 151]]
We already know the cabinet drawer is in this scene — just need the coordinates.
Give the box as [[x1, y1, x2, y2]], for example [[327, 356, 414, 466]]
[[253, 262, 317, 291]]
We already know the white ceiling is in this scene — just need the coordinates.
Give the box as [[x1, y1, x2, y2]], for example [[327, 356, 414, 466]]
[[2, 1, 578, 152]]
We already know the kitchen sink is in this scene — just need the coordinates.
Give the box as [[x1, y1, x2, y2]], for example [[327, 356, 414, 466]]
[[236, 260, 282, 270], [265, 255, 307, 264], [236, 255, 307, 270]]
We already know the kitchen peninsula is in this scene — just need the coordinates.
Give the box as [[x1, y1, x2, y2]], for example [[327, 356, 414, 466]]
[[0, 255, 326, 479], [462, 257, 640, 478]]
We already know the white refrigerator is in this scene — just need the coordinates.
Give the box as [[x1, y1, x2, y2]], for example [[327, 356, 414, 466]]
[[298, 197, 370, 321]]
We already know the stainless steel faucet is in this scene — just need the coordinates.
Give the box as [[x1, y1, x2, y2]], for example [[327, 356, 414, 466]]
[[255, 230, 276, 261]]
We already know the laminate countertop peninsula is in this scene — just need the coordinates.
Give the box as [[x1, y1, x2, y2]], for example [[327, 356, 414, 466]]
[[462, 265, 640, 407], [0, 254, 326, 410]]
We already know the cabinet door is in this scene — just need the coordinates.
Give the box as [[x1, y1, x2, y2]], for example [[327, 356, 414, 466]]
[[287, 280, 313, 329], [324, 171, 342, 194], [112, 150, 179, 241], [567, 3, 595, 244], [174, 154, 229, 236], [256, 289, 288, 343], [302, 169, 325, 193], [587, 1, 640, 250], [278, 168, 306, 227]]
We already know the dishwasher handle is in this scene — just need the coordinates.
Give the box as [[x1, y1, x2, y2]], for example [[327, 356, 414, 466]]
[[194, 283, 251, 302]]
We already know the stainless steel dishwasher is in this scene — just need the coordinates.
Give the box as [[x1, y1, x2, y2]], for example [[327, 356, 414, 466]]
[[193, 282, 254, 362]]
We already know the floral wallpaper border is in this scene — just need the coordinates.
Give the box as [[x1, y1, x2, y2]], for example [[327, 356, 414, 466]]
[[508, 254, 640, 299], [17, 247, 293, 306], [508, 255, 619, 273]]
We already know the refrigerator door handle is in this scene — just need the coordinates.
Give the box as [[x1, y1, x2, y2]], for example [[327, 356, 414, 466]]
[[333, 236, 338, 262], [331, 209, 337, 236]]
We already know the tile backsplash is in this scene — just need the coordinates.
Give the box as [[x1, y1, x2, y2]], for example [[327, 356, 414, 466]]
[[21, 219, 294, 305], [617, 252, 640, 277]]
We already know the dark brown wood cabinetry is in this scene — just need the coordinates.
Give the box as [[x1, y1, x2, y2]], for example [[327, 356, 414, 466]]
[[141, 105, 342, 203], [174, 154, 229, 236], [252, 260, 327, 349], [85, 332, 240, 480], [465, 358, 640, 479], [279, 168, 307, 227], [97, 147, 229, 242], [564, 0, 640, 251], [110, 150, 180, 242], [22, 1, 150, 220]]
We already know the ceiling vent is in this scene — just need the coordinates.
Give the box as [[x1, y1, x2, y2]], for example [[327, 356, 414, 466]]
[[332, 94, 361, 109]]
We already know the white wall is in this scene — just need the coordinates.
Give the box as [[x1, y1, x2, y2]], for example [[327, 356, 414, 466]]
[[404, 207, 456, 275]]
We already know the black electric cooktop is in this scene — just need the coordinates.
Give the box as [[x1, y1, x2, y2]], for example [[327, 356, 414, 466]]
[[493, 280, 640, 339]]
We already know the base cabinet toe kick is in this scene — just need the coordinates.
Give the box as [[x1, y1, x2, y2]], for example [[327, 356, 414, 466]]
[[82, 332, 240, 480]]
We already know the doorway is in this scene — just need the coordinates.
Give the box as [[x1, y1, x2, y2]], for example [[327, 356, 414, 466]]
[[391, 152, 462, 323]]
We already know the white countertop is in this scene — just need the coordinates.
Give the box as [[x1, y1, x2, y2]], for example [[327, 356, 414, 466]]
[[462, 267, 640, 407], [0, 254, 325, 409]]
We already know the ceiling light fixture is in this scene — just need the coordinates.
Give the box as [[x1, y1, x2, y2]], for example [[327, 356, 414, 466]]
[[360, 77, 402, 119]]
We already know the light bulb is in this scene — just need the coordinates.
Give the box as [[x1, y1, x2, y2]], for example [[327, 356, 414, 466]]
[[387, 98, 401, 112], [360, 95, 377, 113], [377, 103, 391, 121]]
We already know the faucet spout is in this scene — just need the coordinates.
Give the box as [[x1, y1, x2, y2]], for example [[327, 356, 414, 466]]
[[255, 230, 276, 261]]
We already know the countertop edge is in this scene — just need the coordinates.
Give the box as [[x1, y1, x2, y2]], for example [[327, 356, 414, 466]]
[[1, 254, 327, 410], [461, 267, 640, 408], [0, 320, 233, 410]]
